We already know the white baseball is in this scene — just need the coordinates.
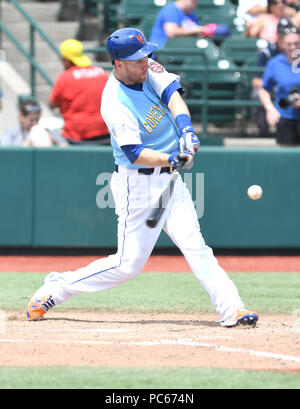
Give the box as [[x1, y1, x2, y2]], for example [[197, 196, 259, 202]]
[[247, 185, 263, 200]]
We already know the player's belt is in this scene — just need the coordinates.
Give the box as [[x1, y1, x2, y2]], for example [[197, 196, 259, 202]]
[[114, 165, 172, 175]]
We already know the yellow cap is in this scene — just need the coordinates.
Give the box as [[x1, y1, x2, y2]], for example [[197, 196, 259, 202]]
[[60, 39, 92, 67]]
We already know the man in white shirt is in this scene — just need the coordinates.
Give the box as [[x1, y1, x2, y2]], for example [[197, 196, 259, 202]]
[[236, 0, 268, 30]]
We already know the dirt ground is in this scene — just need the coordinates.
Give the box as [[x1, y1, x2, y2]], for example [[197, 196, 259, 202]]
[[0, 255, 300, 372], [1, 312, 300, 372]]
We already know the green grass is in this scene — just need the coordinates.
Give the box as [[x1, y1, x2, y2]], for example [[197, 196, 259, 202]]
[[0, 366, 299, 389], [0, 272, 300, 315]]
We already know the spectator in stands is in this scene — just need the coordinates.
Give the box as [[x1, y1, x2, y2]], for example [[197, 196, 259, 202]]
[[149, 0, 231, 50], [288, 0, 300, 28], [247, 0, 300, 43], [259, 28, 300, 145], [1, 98, 63, 147], [49, 39, 110, 145], [284, 0, 300, 20], [236, 0, 268, 33], [251, 18, 293, 137]]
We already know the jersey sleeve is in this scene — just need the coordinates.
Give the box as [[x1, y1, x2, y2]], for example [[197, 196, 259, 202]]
[[147, 58, 181, 99], [101, 98, 142, 147], [254, 50, 268, 78], [161, 80, 184, 106]]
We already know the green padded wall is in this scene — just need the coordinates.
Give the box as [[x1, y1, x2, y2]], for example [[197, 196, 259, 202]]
[[33, 147, 173, 248], [1, 146, 300, 249], [33, 147, 117, 248], [0, 148, 33, 245], [195, 147, 300, 249]]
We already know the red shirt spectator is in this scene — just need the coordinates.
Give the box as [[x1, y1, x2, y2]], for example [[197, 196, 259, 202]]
[[49, 39, 110, 144]]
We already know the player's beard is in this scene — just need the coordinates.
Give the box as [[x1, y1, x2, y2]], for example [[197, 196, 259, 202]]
[[117, 59, 148, 85], [125, 59, 148, 85], [138, 71, 148, 83], [126, 67, 148, 84]]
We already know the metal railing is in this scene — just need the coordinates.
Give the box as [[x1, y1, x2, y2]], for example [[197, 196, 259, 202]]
[[0, 0, 59, 95]]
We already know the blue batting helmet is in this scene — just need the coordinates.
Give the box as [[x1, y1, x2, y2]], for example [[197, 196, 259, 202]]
[[106, 28, 158, 62]]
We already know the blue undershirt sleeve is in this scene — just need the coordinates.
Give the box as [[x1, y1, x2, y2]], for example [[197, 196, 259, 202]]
[[121, 144, 145, 163], [255, 51, 268, 78], [161, 81, 185, 106]]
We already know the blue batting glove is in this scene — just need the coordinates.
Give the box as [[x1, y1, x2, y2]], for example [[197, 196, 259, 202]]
[[168, 151, 194, 171], [179, 126, 200, 155]]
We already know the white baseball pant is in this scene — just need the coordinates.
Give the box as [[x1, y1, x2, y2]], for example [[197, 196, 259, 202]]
[[36, 166, 245, 322]]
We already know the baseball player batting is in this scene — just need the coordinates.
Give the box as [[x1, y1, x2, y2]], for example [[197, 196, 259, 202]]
[[27, 28, 258, 328]]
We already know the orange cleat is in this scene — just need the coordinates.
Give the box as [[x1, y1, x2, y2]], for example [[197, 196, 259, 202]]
[[27, 295, 55, 320]]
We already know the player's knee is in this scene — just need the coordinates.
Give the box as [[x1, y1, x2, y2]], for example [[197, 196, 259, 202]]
[[118, 267, 140, 281], [118, 258, 145, 280]]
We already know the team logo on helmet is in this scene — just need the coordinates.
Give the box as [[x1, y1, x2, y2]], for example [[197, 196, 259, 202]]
[[136, 34, 144, 44], [149, 61, 164, 73]]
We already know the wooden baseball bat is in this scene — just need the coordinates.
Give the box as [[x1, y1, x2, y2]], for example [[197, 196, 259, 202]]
[[146, 168, 181, 229]]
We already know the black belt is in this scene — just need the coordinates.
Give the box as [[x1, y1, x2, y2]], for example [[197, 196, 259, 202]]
[[114, 164, 172, 175]]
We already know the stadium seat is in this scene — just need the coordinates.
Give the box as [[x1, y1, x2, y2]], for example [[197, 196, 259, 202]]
[[100, 0, 122, 33], [220, 34, 268, 105], [195, 0, 233, 11], [195, 0, 237, 22], [118, 0, 170, 26], [138, 15, 157, 39], [195, 0, 238, 32], [156, 37, 225, 66], [157, 52, 242, 125], [179, 56, 242, 124], [220, 35, 268, 66]]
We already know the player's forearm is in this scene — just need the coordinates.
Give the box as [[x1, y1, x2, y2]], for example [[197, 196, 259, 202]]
[[134, 148, 171, 167], [168, 91, 190, 119], [164, 23, 203, 39]]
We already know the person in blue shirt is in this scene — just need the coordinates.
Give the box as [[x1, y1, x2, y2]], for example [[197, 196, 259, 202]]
[[149, 0, 230, 50], [149, 0, 204, 49], [251, 18, 293, 138], [259, 28, 300, 145]]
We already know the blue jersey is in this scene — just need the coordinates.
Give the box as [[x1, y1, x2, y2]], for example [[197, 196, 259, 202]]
[[262, 53, 300, 120], [101, 59, 181, 168], [149, 2, 200, 49]]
